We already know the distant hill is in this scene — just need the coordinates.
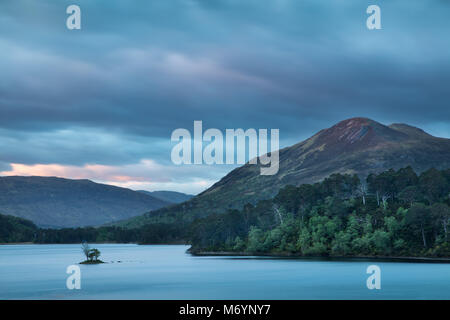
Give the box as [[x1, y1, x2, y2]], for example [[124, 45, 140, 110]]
[[119, 117, 450, 227], [137, 190, 194, 204], [0, 177, 171, 228]]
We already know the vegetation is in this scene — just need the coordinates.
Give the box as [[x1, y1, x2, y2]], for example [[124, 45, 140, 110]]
[[0, 214, 38, 243], [188, 167, 450, 258], [0, 215, 186, 245], [32, 223, 186, 244], [80, 242, 104, 264]]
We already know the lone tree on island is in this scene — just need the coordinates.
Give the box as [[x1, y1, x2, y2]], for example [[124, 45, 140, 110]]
[[80, 242, 103, 264]]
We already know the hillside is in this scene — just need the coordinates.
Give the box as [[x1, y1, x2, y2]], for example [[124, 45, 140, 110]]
[[137, 190, 194, 204], [0, 177, 171, 228], [0, 214, 38, 243], [120, 117, 450, 227], [187, 167, 450, 257]]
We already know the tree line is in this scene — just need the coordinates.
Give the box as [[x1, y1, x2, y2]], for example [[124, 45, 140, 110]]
[[188, 167, 450, 257], [0, 216, 186, 245]]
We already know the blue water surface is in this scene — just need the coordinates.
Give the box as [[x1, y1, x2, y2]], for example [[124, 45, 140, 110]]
[[0, 244, 448, 299]]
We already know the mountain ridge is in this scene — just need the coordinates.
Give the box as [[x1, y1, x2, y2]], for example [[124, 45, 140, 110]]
[[119, 117, 450, 227], [0, 176, 172, 228], [137, 190, 194, 204]]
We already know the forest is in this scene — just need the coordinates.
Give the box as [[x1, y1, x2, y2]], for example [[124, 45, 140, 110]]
[[1, 166, 450, 258], [0, 216, 185, 245], [188, 167, 450, 257]]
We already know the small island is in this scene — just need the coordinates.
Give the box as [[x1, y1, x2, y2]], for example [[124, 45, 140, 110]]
[[80, 242, 104, 264]]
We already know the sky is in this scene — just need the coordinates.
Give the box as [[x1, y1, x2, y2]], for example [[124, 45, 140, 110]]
[[0, 0, 449, 194]]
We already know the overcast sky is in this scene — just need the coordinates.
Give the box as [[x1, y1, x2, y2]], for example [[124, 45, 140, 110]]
[[0, 0, 449, 194]]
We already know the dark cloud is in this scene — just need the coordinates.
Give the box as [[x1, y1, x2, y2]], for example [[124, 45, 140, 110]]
[[0, 0, 449, 190]]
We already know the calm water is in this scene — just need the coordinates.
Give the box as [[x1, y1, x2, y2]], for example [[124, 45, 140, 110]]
[[0, 244, 449, 299]]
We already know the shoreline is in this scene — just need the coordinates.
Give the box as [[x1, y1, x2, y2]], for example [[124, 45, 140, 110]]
[[2, 243, 449, 263], [189, 251, 450, 263], [0, 242, 34, 245], [0, 242, 185, 246]]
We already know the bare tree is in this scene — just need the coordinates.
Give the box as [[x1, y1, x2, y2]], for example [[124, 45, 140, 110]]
[[273, 204, 283, 225], [81, 242, 90, 261], [357, 182, 368, 206], [381, 194, 390, 210], [431, 203, 450, 242]]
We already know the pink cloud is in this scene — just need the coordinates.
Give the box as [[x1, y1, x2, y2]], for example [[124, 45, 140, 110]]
[[0, 163, 150, 183], [0, 160, 224, 194]]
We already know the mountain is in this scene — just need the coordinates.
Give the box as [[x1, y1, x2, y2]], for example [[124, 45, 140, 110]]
[[119, 117, 450, 227], [0, 176, 171, 228], [137, 190, 194, 204]]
